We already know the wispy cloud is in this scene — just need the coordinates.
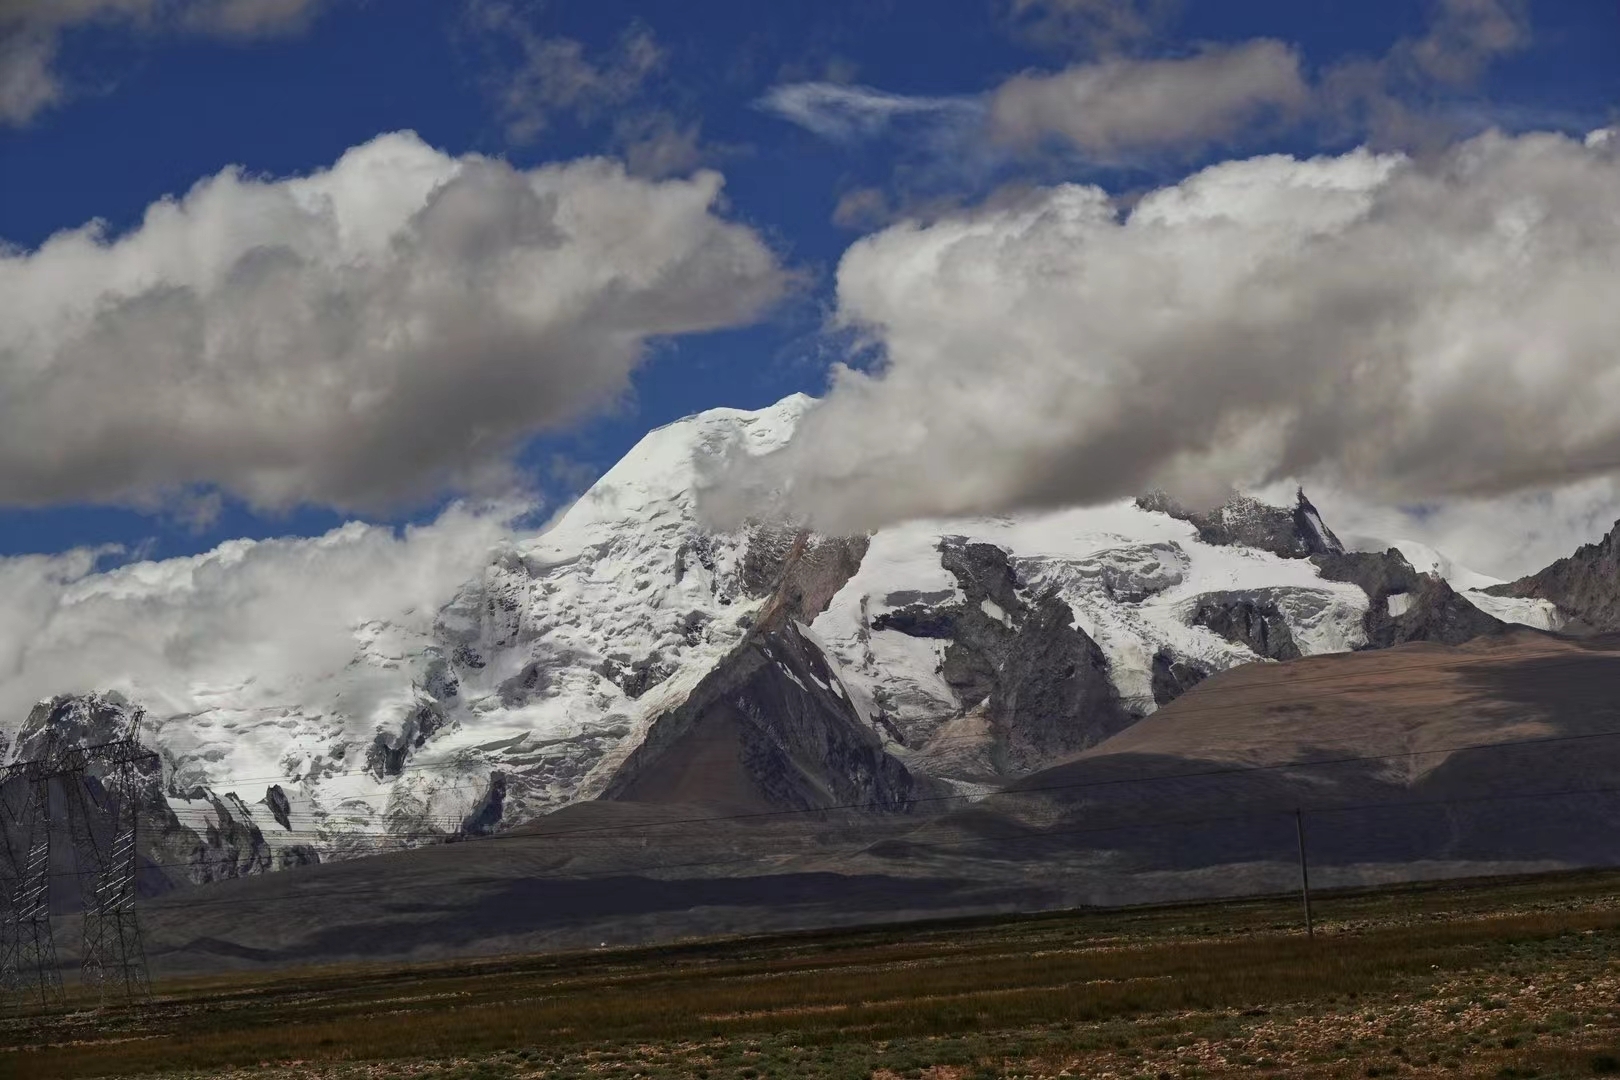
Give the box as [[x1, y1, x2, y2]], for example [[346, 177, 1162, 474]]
[[1004, 0, 1180, 55], [0, 0, 328, 125], [758, 82, 983, 144], [462, 0, 666, 145]]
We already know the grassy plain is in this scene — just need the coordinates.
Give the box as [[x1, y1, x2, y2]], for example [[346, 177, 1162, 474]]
[[4, 870, 1619, 1079]]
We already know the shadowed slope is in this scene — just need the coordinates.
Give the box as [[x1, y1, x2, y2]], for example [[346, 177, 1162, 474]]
[[124, 631, 1620, 975]]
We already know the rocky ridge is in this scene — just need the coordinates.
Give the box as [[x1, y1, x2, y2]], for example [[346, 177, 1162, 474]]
[[1486, 518, 1620, 632]]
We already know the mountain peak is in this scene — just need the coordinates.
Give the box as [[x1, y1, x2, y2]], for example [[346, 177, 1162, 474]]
[[7, 691, 143, 767], [1136, 487, 1344, 559], [1486, 516, 1620, 631], [545, 394, 814, 537]]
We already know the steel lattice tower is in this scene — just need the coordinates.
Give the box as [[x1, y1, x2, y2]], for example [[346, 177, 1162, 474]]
[[0, 765, 64, 1010], [61, 744, 155, 1002], [2, 723, 159, 1012]]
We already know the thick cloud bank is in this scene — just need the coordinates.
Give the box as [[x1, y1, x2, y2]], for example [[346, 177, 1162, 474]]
[[0, 503, 512, 738], [0, 132, 786, 512], [705, 128, 1620, 536]]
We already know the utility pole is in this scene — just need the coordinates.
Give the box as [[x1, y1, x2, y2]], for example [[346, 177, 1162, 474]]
[[1295, 808, 1314, 940]]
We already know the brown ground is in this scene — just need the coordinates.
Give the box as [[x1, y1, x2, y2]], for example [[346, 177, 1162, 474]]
[[7, 869, 1620, 1079]]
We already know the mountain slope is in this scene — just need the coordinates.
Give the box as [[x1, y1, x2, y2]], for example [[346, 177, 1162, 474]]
[[810, 494, 1373, 783], [966, 629, 1620, 875], [1, 393, 1564, 882], [597, 618, 921, 813], [1486, 519, 1620, 632], [128, 631, 1620, 974]]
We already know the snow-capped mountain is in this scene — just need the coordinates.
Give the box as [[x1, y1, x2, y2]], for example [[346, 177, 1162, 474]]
[[1483, 519, 1620, 633], [0, 394, 1572, 885], [1384, 540, 1562, 631]]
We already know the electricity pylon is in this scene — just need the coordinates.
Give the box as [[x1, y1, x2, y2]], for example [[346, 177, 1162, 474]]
[[0, 762, 64, 1010], [59, 741, 158, 1002], [1, 721, 160, 1012]]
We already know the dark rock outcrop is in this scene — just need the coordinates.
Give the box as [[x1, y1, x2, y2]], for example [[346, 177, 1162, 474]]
[[458, 771, 508, 837], [1369, 575, 1509, 648], [739, 526, 870, 622], [872, 538, 1132, 773], [265, 784, 293, 830], [1137, 489, 1344, 559], [993, 595, 1128, 770], [365, 701, 447, 778], [596, 655, 677, 700], [1189, 593, 1301, 660], [935, 540, 1031, 710], [194, 791, 275, 878], [872, 605, 957, 638], [148, 787, 319, 883], [1151, 651, 1207, 706], [499, 659, 551, 705], [1486, 519, 1620, 631], [1312, 549, 1424, 601], [1140, 491, 1507, 655], [1314, 549, 1507, 648], [423, 656, 460, 702]]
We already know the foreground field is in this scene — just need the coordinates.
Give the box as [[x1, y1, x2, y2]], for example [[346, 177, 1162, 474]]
[[5, 871, 1620, 1079]]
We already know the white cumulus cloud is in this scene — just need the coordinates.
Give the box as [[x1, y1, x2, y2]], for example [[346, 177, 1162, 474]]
[[704, 128, 1620, 540], [0, 131, 787, 513]]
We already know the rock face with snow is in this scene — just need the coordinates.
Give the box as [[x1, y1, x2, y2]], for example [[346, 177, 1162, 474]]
[[866, 538, 1132, 775], [810, 498, 1375, 787], [1312, 549, 1510, 647], [1189, 593, 1302, 660], [1486, 519, 1620, 632], [1136, 489, 1345, 559], [0, 694, 318, 896], [0, 394, 1572, 878]]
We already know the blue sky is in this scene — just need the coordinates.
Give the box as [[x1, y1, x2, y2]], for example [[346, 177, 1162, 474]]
[[1, 0, 1617, 569]]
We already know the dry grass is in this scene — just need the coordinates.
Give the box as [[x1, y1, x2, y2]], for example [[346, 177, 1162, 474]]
[[4, 870, 1620, 1079]]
